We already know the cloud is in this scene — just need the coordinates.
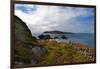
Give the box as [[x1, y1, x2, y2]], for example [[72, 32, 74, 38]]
[[15, 4, 36, 14], [15, 4, 95, 34]]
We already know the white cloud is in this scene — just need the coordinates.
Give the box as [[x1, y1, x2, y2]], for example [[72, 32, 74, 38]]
[[15, 4, 94, 34]]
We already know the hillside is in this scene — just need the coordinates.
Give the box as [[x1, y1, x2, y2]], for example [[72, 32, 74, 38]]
[[44, 30, 73, 34], [14, 15, 47, 66]]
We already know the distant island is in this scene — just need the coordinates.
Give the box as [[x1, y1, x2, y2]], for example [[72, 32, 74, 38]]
[[43, 30, 73, 34]]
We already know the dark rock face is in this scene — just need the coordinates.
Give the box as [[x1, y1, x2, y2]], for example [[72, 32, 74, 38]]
[[15, 16, 33, 43], [14, 15, 34, 64], [14, 16, 47, 65]]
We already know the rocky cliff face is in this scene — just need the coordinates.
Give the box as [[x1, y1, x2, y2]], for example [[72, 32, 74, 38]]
[[14, 16, 47, 65], [15, 16, 33, 43]]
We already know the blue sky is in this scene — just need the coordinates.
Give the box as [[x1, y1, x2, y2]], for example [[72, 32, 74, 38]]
[[15, 4, 95, 33], [15, 4, 36, 14]]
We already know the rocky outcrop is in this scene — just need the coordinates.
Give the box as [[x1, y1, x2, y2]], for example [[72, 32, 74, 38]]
[[15, 16, 33, 43], [14, 15, 47, 65], [32, 46, 47, 57]]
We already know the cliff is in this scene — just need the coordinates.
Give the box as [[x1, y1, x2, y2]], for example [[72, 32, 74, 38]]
[[14, 16, 47, 65]]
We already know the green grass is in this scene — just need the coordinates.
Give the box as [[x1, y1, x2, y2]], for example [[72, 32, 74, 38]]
[[36, 40, 88, 64]]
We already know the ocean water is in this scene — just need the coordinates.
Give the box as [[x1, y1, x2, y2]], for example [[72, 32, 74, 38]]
[[65, 33, 94, 48], [33, 33, 94, 48]]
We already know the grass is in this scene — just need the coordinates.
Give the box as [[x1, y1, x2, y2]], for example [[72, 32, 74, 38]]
[[14, 39, 93, 65], [36, 40, 88, 64]]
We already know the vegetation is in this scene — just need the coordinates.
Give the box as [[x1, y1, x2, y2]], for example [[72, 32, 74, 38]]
[[14, 15, 94, 66], [14, 16, 42, 65], [36, 40, 88, 64], [14, 42, 33, 64]]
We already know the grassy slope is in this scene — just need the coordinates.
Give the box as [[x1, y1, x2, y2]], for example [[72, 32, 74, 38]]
[[36, 40, 88, 65]]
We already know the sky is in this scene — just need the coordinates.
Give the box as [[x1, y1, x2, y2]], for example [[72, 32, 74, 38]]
[[15, 4, 95, 34]]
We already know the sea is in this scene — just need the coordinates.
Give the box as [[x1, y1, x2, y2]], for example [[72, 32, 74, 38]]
[[32, 33, 94, 48]]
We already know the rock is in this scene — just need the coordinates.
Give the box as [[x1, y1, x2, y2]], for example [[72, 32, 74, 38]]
[[32, 46, 47, 57], [14, 15, 47, 65], [15, 15, 33, 43]]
